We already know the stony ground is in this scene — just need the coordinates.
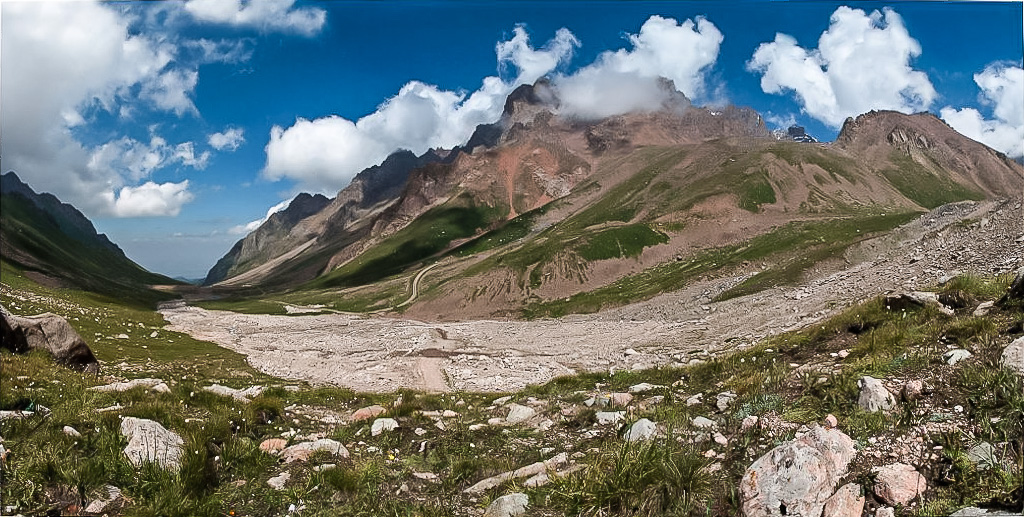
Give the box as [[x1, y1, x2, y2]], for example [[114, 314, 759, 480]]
[[161, 197, 1023, 393]]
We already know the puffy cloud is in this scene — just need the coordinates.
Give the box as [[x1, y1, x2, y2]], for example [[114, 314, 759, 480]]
[[184, 0, 325, 36], [556, 15, 722, 119], [941, 64, 1024, 159], [263, 26, 577, 194], [185, 38, 254, 64], [104, 181, 194, 217], [0, 1, 229, 218], [208, 127, 246, 151], [748, 6, 936, 128], [229, 199, 291, 234]]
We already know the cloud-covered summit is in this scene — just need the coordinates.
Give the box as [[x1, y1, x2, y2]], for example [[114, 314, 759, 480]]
[[264, 15, 726, 195]]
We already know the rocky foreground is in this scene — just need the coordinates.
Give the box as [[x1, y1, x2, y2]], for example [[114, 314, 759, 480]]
[[2, 265, 1023, 515]]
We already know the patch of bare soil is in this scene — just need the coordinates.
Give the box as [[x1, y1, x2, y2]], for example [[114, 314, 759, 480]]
[[161, 197, 1023, 393]]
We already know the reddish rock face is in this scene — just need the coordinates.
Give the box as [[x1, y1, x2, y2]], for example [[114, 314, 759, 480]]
[[872, 463, 928, 506]]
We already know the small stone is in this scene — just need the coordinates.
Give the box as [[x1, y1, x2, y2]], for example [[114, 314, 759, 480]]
[[505, 404, 536, 424], [837, 349, 850, 359], [267, 472, 290, 490], [629, 383, 658, 393], [484, 493, 529, 517], [150, 382, 172, 394], [281, 439, 349, 463], [414, 427, 427, 436], [713, 432, 728, 446], [944, 349, 973, 365], [492, 396, 512, 406], [902, 380, 924, 402], [858, 376, 895, 412], [872, 463, 927, 505], [643, 395, 665, 406], [624, 419, 657, 442], [120, 417, 183, 470], [824, 414, 838, 429], [716, 391, 737, 411], [686, 394, 703, 406], [972, 301, 995, 317], [595, 411, 625, 425], [692, 416, 717, 429], [259, 438, 288, 453], [876, 507, 895, 517], [1001, 337, 1024, 376], [63, 425, 82, 437], [741, 415, 759, 431], [966, 442, 997, 470], [371, 418, 399, 436], [83, 485, 122, 514], [313, 463, 336, 472], [413, 471, 438, 481], [351, 405, 386, 421], [608, 392, 633, 407]]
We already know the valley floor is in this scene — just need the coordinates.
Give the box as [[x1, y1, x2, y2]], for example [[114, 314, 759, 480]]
[[161, 198, 1023, 393]]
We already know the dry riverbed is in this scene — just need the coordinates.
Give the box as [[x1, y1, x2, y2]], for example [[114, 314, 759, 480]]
[[161, 198, 1023, 393]]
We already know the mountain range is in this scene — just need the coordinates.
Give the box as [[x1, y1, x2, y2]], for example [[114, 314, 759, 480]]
[[198, 79, 1024, 318]]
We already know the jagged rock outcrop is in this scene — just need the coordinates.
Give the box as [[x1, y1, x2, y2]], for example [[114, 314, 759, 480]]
[[1, 304, 98, 371]]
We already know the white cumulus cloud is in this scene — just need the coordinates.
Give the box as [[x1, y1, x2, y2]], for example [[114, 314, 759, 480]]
[[263, 25, 578, 194], [748, 6, 936, 128], [941, 64, 1024, 159], [104, 181, 195, 217], [184, 0, 326, 36], [0, 1, 211, 217], [555, 15, 723, 119], [208, 127, 246, 151]]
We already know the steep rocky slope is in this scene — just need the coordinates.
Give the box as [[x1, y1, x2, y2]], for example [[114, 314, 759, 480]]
[[0, 172, 177, 305], [204, 81, 1024, 319]]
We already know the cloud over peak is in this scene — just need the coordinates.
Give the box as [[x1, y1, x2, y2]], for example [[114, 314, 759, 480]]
[[263, 25, 579, 194], [748, 6, 936, 128]]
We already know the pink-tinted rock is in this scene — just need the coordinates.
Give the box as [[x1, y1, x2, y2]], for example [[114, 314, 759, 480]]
[[824, 414, 838, 429], [823, 483, 865, 517], [351, 405, 386, 421], [872, 463, 927, 505], [259, 438, 288, 453], [281, 438, 349, 463], [901, 380, 924, 402], [740, 425, 856, 517]]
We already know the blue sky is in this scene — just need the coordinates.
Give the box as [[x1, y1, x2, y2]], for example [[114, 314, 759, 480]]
[[2, 1, 1022, 278]]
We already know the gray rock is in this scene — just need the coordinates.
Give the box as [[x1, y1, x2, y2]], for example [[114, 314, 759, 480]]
[[267, 472, 290, 490], [739, 425, 856, 517], [595, 411, 625, 425], [83, 485, 123, 514], [120, 417, 184, 470], [371, 417, 399, 436], [63, 425, 81, 437], [876, 507, 895, 517], [951, 506, 1021, 516], [944, 349, 973, 365], [625, 418, 657, 442], [484, 493, 529, 517], [823, 483, 864, 517], [716, 391, 737, 411], [857, 376, 895, 412], [90, 378, 165, 393], [972, 301, 995, 317], [629, 383, 662, 393], [966, 442, 997, 470], [871, 463, 926, 505], [202, 384, 264, 402], [281, 438, 349, 463], [505, 404, 536, 424], [0, 305, 98, 371], [1001, 336, 1024, 376], [692, 416, 717, 429]]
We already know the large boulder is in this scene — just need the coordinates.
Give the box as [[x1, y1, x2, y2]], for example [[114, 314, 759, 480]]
[[872, 463, 927, 505], [120, 417, 184, 470], [1, 305, 98, 371], [740, 425, 856, 517]]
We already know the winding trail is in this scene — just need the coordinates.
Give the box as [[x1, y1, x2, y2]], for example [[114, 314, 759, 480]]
[[397, 262, 440, 308]]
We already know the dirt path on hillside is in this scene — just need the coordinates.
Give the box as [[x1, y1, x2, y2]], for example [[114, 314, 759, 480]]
[[160, 198, 1023, 393]]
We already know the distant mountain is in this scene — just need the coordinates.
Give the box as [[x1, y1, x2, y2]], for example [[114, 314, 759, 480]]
[[203, 80, 1024, 318], [1, 172, 178, 306]]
